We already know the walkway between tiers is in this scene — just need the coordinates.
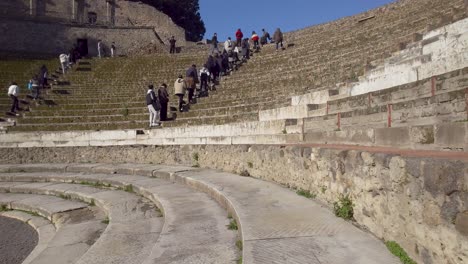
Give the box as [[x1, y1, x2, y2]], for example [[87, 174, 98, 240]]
[[0, 163, 400, 264]]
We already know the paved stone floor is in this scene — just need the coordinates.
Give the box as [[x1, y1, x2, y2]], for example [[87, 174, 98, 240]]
[[0, 215, 38, 264]]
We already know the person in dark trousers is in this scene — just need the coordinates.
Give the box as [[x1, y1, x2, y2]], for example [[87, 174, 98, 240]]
[[251, 31, 260, 51], [235, 29, 243, 47], [273, 28, 284, 51], [146, 84, 161, 127], [169, 36, 177, 54], [158, 83, 169, 121], [260, 29, 271, 46], [199, 64, 210, 96], [207, 55, 219, 84], [241, 38, 250, 60], [7, 82, 20, 115], [174, 75, 186, 112], [30, 75, 40, 100], [185, 64, 198, 103], [211, 33, 219, 54], [39, 65, 48, 89]]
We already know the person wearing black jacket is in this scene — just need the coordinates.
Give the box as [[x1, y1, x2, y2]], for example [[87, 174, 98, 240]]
[[169, 36, 176, 54], [185, 65, 198, 104], [158, 83, 169, 121], [146, 84, 161, 127], [211, 33, 219, 54]]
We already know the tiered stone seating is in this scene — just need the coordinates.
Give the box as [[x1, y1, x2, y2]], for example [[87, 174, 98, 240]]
[[0, 163, 401, 264], [0, 163, 239, 263], [0, 58, 57, 128], [6, 54, 206, 131], [2, 0, 464, 132], [0, 192, 106, 264]]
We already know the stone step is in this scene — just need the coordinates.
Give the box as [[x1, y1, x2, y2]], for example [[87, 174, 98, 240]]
[[0, 210, 55, 264], [0, 163, 400, 264], [0, 166, 239, 263], [0, 180, 164, 264], [0, 192, 106, 264]]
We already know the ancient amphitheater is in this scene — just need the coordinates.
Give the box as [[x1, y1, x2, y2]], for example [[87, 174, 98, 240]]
[[0, 0, 467, 263]]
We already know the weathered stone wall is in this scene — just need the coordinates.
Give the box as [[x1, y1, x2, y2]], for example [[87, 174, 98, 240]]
[[0, 0, 185, 55], [0, 145, 466, 264], [0, 19, 158, 56]]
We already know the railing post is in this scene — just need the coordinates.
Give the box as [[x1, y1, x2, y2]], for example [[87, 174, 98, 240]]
[[387, 104, 392, 128]]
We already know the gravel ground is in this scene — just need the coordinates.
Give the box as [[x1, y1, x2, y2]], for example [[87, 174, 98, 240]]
[[0, 216, 38, 264]]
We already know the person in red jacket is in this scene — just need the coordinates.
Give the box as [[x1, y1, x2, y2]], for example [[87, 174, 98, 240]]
[[235, 29, 243, 47], [251, 31, 260, 51]]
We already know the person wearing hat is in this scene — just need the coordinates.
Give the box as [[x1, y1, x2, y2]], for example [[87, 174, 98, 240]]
[[146, 84, 161, 127], [158, 83, 169, 121], [174, 75, 186, 112]]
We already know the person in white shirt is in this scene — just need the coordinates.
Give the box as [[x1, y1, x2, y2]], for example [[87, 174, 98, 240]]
[[199, 65, 210, 96], [59, 53, 69, 74], [224, 37, 233, 53], [111, 42, 116, 57], [7, 82, 20, 115]]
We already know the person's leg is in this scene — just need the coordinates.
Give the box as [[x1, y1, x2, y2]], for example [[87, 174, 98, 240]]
[[148, 105, 156, 126], [10, 96, 16, 113], [61, 62, 66, 74], [178, 94, 184, 112], [155, 110, 161, 125], [188, 88, 193, 103], [160, 102, 167, 121]]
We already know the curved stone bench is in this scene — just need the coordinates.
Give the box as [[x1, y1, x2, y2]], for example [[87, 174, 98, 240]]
[[0, 163, 399, 264], [0, 166, 239, 264], [0, 181, 163, 264], [0, 192, 105, 264]]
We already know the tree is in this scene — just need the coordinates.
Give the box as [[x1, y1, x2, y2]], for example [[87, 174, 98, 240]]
[[131, 0, 206, 42]]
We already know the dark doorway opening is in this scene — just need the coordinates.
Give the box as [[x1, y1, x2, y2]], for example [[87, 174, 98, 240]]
[[77, 39, 88, 57]]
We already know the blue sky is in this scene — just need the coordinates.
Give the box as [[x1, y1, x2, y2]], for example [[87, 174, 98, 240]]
[[199, 0, 395, 40]]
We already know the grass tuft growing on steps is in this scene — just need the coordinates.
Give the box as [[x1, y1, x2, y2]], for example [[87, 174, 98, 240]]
[[385, 241, 417, 264]]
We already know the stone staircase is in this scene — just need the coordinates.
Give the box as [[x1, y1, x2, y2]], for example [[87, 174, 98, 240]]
[[1, 0, 465, 133], [0, 58, 57, 130], [0, 163, 400, 264]]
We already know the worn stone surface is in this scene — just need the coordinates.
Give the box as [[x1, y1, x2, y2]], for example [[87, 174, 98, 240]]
[[0, 172, 239, 264], [0, 146, 466, 263], [0, 215, 38, 264]]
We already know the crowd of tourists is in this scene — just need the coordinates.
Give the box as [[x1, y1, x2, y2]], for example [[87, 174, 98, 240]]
[[7, 65, 49, 116], [147, 28, 285, 128], [5, 28, 283, 127]]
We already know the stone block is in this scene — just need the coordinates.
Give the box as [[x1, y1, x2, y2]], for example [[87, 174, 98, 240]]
[[410, 125, 435, 145], [455, 211, 468, 236], [434, 123, 467, 148], [375, 127, 410, 147]]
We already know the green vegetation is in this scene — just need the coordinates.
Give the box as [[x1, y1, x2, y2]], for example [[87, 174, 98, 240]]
[[282, 129, 287, 134], [133, 0, 206, 41], [236, 240, 243, 251], [79, 181, 107, 188], [320, 186, 327, 194], [239, 170, 250, 177], [237, 257, 243, 264], [247, 162, 253, 169], [59, 194, 72, 200], [296, 189, 316, 199], [89, 199, 96, 207], [102, 217, 110, 224], [192, 152, 200, 167], [385, 241, 417, 264], [333, 195, 354, 220], [124, 184, 134, 193], [0, 204, 11, 212], [228, 218, 238, 230]]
